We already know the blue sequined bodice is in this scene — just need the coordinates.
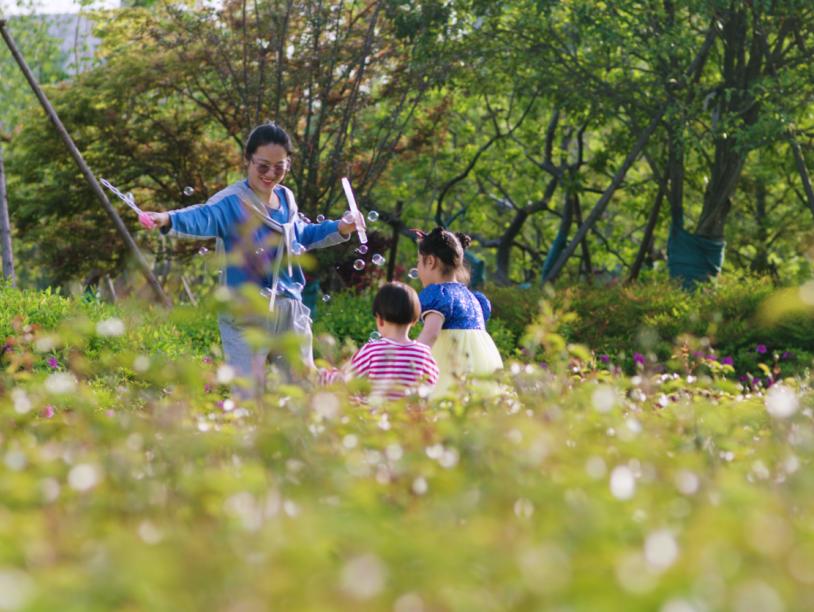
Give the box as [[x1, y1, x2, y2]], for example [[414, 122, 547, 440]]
[[418, 283, 492, 330]]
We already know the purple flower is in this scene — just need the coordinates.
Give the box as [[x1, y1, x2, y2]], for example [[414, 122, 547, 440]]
[[202, 356, 213, 364], [633, 352, 646, 366], [756, 344, 767, 354], [204, 384, 213, 394], [721, 356, 734, 366], [599, 354, 610, 363], [41, 405, 55, 419], [46, 356, 59, 370], [706, 354, 718, 362], [781, 351, 794, 361], [738, 374, 750, 383]]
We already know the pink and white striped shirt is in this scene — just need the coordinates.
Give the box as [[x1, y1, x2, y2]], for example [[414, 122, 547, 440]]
[[349, 338, 439, 400]]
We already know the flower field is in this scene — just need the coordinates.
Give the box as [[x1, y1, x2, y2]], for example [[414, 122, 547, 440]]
[[1, 286, 813, 611]]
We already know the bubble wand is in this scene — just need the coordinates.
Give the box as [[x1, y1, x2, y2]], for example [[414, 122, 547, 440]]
[[340, 177, 367, 244], [99, 178, 155, 229]]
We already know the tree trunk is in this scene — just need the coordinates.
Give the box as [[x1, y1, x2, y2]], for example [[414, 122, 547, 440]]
[[495, 209, 529, 284], [0, 144, 14, 286], [790, 138, 814, 220], [749, 179, 776, 277], [627, 176, 666, 283], [571, 193, 592, 279], [695, 7, 763, 239], [386, 200, 403, 282]]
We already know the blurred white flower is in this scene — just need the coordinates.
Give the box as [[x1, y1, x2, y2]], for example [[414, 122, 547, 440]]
[[765, 384, 799, 418], [644, 529, 679, 571], [340, 554, 386, 600], [96, 317, 125, 337], [68, 463, 101, 492], [610, 466, 636, 500], [45, 373, 76, 394]]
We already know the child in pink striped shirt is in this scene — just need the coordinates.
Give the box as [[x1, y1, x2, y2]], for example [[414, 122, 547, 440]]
[[323, 282, 439, 401]]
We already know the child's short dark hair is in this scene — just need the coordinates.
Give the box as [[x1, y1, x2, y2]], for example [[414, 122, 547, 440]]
[[372, 282, 421, 325]]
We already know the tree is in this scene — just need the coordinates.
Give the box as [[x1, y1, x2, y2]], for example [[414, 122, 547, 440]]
[[6, 0, 448, 287]]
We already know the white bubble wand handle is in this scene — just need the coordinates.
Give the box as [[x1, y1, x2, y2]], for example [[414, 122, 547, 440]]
[[340, 177, 367, 244]]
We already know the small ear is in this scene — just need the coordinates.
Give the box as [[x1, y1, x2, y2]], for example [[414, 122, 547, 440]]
[[411, 228, 426, 240]]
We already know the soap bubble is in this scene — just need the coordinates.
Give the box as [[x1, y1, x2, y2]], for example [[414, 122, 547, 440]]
[[408, 268, 419, 279], [316, 214, 326, 223], [369, 331, 382, 341], [371, 253, 386, 266], [183, 186, 195, 196], [322, 294, 331, 303], [198, 247, 209, 256], [353, 259, 365, 271], [367, 210, 379, 222], [255, 248, 265, 256], [356, 245, 369, 255]]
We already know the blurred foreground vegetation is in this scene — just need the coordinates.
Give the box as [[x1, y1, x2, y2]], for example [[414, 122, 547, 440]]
[[1, 281, 813, 610]]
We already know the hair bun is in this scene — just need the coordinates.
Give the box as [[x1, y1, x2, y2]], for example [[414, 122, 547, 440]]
[[455, 232, 472, 250]]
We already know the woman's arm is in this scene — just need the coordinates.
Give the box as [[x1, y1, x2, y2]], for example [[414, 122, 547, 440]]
[[141, 197, 238, 239], [416, 312, 444, 348]]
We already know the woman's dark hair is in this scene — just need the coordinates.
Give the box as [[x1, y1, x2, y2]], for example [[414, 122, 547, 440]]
[[372, 282, 421, 325], [245, 122, 292, 159], [418, 227, 471, 279]]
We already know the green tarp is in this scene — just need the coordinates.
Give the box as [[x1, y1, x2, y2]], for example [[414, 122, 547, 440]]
[[667, 211, 725, 289]]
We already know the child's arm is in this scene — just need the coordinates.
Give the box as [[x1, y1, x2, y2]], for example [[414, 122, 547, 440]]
[[417, 312, 444, 348]]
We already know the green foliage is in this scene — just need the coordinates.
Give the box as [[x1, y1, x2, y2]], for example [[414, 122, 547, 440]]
[[0, 282, 217, 366], [1, 283, 813, 609], [484, 283, 547, 343], [312, 290, 375, 349], [553, 275, 814, 376], [0, 7, 67, 131]]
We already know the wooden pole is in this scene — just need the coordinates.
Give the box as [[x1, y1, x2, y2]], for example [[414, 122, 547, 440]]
[[0, 20, 171, 306], [386, 200, 403, 282], [0, 142, 15, 286]]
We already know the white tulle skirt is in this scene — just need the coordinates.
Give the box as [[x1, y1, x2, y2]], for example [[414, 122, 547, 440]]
[[430, 329, 503, 398]]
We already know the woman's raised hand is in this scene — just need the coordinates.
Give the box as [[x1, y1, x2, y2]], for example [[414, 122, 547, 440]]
[[139, 211, 170, 230], [338, 210, 367, 237]]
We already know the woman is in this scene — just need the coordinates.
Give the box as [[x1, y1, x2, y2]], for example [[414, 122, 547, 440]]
[[141, 122, 362, 393]]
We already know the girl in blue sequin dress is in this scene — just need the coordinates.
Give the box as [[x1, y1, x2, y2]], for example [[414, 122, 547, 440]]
[[415, 228, 503, 397]]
